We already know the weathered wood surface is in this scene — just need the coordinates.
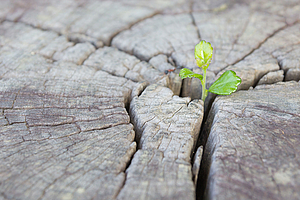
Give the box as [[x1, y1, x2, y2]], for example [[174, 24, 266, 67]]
[[1, 21, 68, 53], [286, 68, 300, 82], [130, 84, 203, 161], [53, 43, 95, 65], [1, 0, 300, 199], [112, 0, 300, 103], [0, 21, 165, 85], [181, 1, 300, 101], [223, 23, 300, 90], [202, 81, 300, 200], [117, 83, 204, 200], [149, 54, 175, 73], [83, 47, 163, 83], [193, 3, 286, 74], [182, 21, 300, 105], [0, 61, 139, 199], [0, 18, 199, 200], [0, 21, 146, 199], [148, 55, 183, 95], [2, 0, 186, 45], [112, 13, 200, 67], [257, 70, 284, 86], [117, 149, 195, 200]]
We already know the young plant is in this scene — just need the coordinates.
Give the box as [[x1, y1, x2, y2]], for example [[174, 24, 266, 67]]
[[179, 40, 241, 102]]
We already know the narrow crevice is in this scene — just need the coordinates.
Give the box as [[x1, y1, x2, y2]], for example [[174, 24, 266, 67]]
[[66, 35, 102, 50], [114, 85, 150, 198], [89, 42, 100, 50], [195, 101, 217, 200], [2, 121, 26, 127], [273, 55, 287, 82], [252, 71, 274, 89], [114, 134, 138, 198], [77, 49, 96, 66], [178, 78, 185, 97], [1, 110, 9, 126], [114, 172, 128, 199], [5, 19, 63, 37], [114, 135, 138, 198], [167, 55, 176, 67], [124, 98, 131, 115], [283, 70, 288, 82], [196, 143, 212, 200], [253, 52, 285, 89], [177, 88, 217, 199], [189, 95, 216, 200]]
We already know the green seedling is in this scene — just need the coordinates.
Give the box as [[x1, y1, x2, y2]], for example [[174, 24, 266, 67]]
[[179, 40, 241, 102]]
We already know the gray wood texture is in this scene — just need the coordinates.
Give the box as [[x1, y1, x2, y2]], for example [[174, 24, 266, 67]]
[[0, 21, 146, 200], [223, 23, 300, 90], [0, 17, 200, 200], [118, 83, 204, 200], [1, 0, 300, 199], [117, 149, 195, 200], [83, 47, 163, 83], [112, 14, 199, 66], [257, 70, 284, 85], [53, 43, 95, 65], [203, 81, 300, 200], [193, 3, 286, 74], [286, 69, 300, 82], [130, 84, 203, 161], [0, 61, 140, 200], [8, 0, 186, 45]]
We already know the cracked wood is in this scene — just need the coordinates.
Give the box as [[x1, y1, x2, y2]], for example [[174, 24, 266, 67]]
[[202, 81, 300, 200], [118, 83, 204, 200]]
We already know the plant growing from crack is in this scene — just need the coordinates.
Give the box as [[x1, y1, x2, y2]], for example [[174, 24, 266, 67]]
[[179, 40, 241, 102]]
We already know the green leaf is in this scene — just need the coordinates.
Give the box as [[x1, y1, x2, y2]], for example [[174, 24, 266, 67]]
[[179, 68, 203, 81], [194, 40, 213, 69], [208, 70, 241, 95]]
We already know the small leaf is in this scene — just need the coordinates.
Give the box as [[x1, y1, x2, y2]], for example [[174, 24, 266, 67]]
[[179, 68, 203, 81], [194, 40, 213, 69], [208, 70, 241, 95]]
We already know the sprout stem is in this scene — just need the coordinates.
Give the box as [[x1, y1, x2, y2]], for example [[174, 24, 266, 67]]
[[201, 68, 207, 101]]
